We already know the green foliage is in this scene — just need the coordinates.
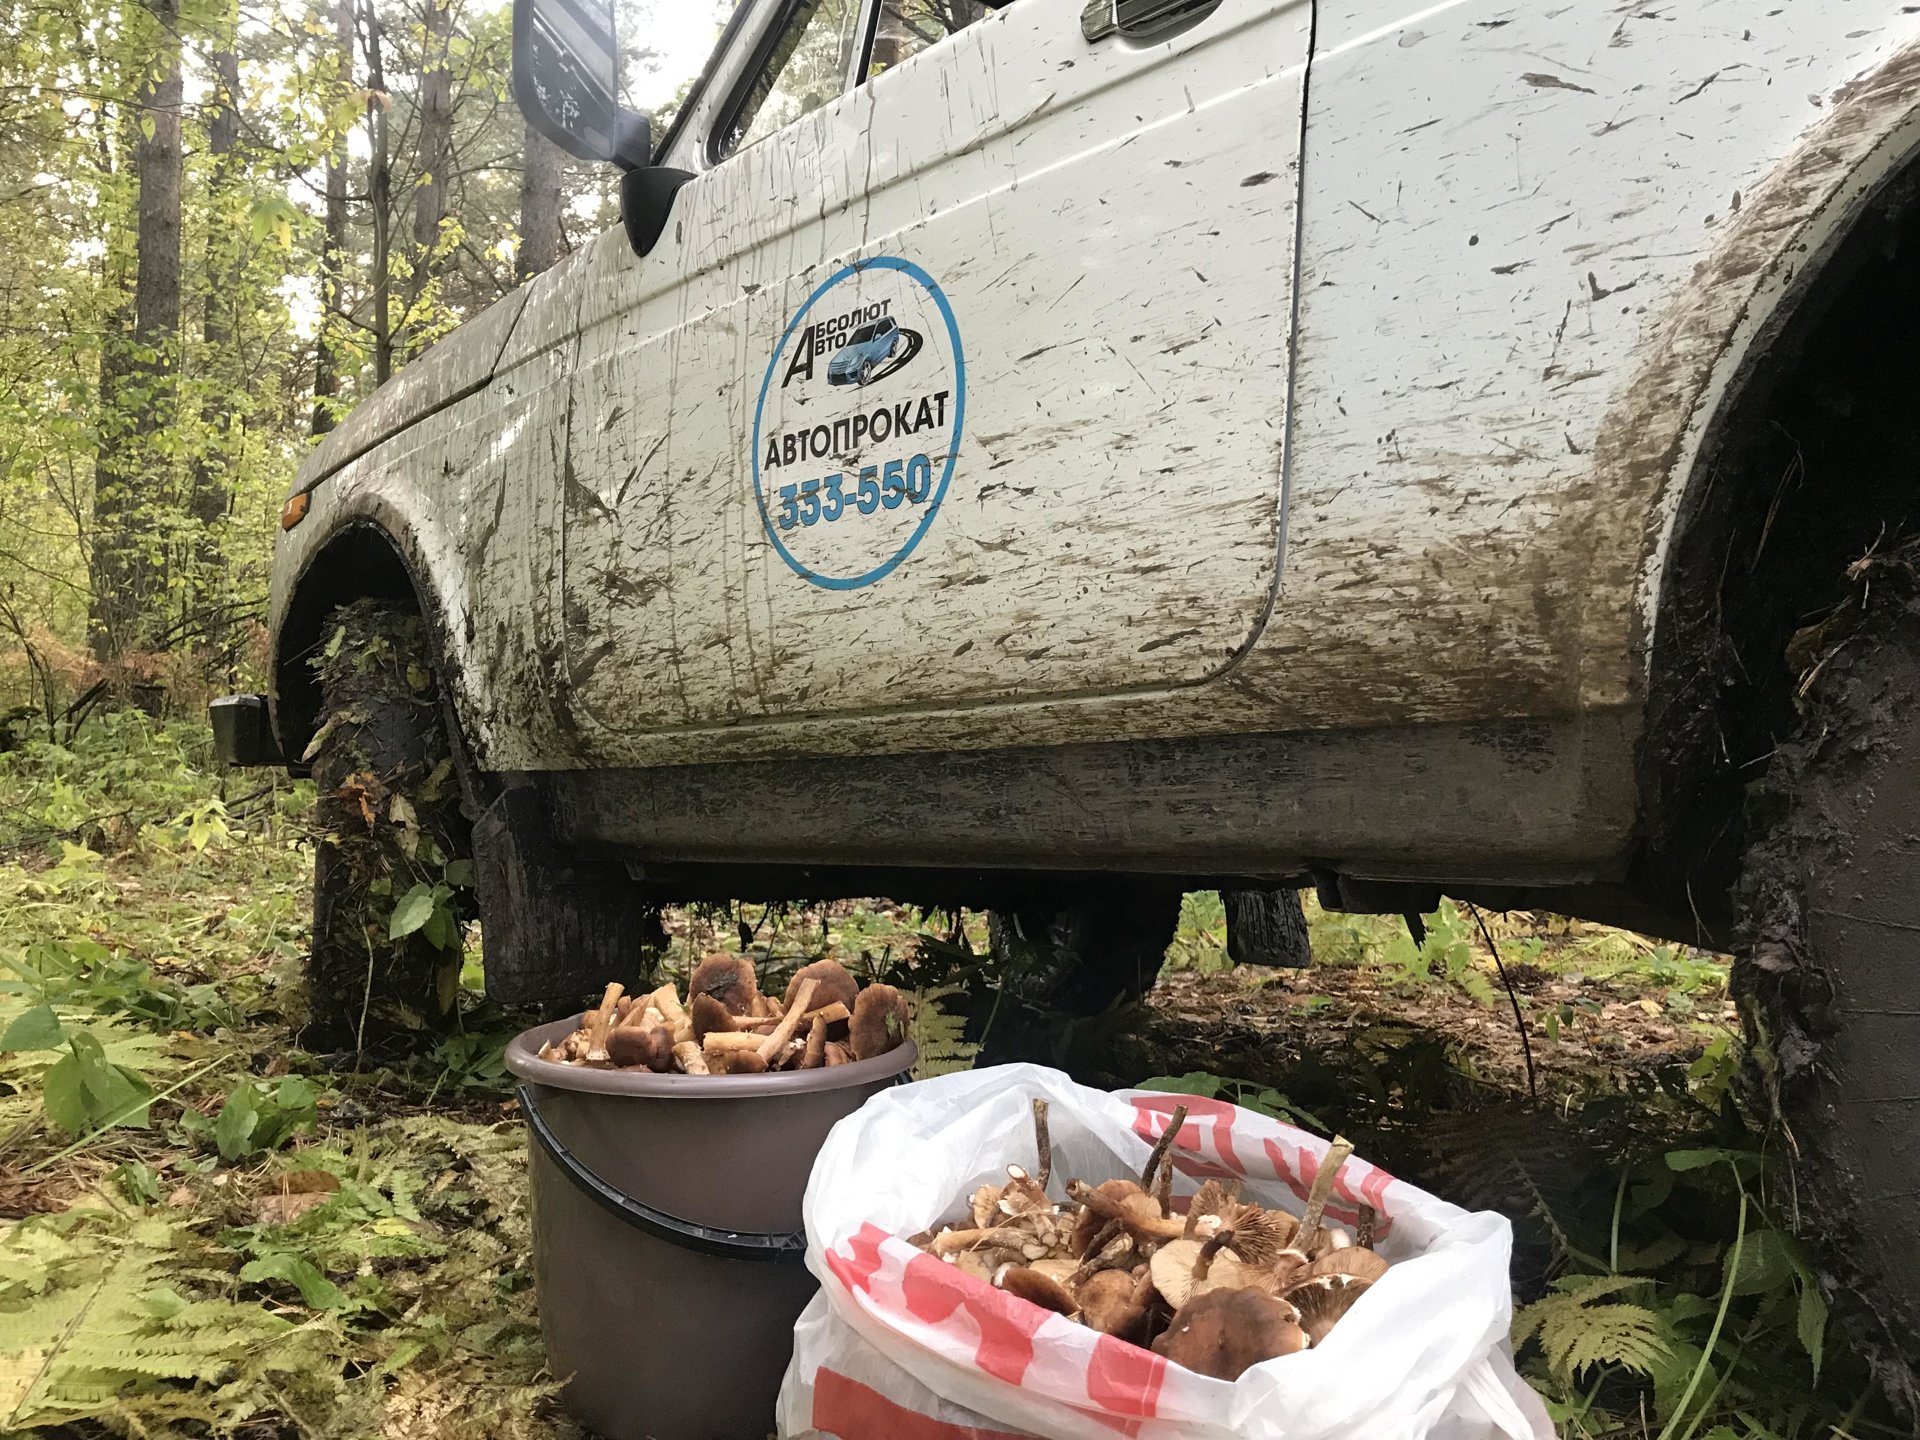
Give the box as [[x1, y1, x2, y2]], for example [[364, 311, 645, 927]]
[[0, 1219, 326, 1431], [1515, 1273, 1670, 1384], [1163, 890, 1233, 974], [39, 1030, 158, 1135], [1513, 1146, 1864, 1439], [1137, 1070, 1324, 1133], [182, 1075, 324, 1160], [1381, 901, 1498, 1006], [907, 985, 978, 1079]]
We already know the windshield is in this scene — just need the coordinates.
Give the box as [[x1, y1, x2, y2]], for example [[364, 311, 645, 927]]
[[847, 321, 888, 343]]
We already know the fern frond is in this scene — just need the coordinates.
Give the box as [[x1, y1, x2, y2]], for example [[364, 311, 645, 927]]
[[906, 985, 977, 1080], [1516, 1273, 1671, 1382]]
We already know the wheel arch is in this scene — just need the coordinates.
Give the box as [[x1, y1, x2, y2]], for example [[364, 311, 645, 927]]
[[270, 514, 471, 778], [1632, 48, 1920, 929]]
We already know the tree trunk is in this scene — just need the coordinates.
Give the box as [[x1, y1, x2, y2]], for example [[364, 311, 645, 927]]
[[516, 122, 564, 283], [312, 0, 355, 436], [189, 40, 240, 625], [408, 0, 453, 354], [363, 0, 393, 385], [90, 0, 184, 662]]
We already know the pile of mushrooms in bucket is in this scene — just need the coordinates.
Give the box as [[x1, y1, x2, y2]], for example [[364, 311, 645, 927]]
[[537, 957, 910, 1074]]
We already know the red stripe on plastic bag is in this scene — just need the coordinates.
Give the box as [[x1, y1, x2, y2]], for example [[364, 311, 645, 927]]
[[812, 1368, 1032, 1440], [900, 1248, 1052, 1384], [1084, 1331, 1168, 1425], [1128, 1094, 1245, 1177], [1263, 1135, 1398, 1239], [824, 1222, 892, 1295]]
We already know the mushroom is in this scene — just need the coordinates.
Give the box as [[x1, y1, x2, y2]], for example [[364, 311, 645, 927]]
[[689, 992, 741, 1042], [1148, 1238, 1252, 1309], [1286, 1273, 1373, 1346], [1066, 1179, 1185, 1246], [1075, 1267, 1157, 1344], [688, 954, 759, 1016], [607, 1024, 674, 1072], [801, 1014, 828, 1068], [672, 1041, 709, 1075], [1152, 1288, 1308, 1381], [995, 1265, 1078, 1316], [784, 959, 859, 1025], [755, 977, 818, 1065], [849, 983, 909, 1060], [1069, 1181, 1146, 1256], [1306, 1246, 1389, 1283]]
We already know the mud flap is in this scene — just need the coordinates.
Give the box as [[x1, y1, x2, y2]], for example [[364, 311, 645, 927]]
[[472, 785, 668, 1005]]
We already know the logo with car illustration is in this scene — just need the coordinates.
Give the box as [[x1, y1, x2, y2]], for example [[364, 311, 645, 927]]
[[753, 257, 965, 590]]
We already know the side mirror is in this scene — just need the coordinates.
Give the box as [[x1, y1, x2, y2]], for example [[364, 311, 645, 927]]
[[511, 0, 651, 169]]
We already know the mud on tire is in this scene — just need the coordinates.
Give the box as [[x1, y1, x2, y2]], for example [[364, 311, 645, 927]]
[[307, 599, 475, 1051], [1737, 559, 1920, 1413]]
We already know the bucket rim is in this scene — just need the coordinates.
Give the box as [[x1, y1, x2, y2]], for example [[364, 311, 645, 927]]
[[504, 1014, 918, 1097]]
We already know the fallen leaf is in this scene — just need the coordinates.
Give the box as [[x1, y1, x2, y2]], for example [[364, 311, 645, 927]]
[[255, 1169, 341, 1225]]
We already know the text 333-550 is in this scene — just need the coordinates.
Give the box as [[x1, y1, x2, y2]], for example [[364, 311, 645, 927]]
[[776, 454, 936, 530]]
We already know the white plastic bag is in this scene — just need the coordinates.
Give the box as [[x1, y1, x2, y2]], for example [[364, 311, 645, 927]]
[[778, 1065, 1553, 1440]]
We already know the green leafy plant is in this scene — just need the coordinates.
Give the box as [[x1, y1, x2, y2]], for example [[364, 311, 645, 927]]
[[1137, 1070, 1324, 1133], [183, 1075, 324, 1161]]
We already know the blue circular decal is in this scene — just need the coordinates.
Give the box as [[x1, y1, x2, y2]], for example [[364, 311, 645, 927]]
[[751, 257, 966, 589]]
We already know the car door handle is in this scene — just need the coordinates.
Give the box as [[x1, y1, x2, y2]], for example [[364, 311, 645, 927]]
[[1082, 0, 1222, 42]]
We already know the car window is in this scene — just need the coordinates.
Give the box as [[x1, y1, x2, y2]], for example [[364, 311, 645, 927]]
[[722, 0, 864, 157], [848, 321, 884, 343], [869, 0, 994, 77]]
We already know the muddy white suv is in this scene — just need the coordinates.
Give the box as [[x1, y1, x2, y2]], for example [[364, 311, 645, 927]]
[[213, 0, 1920, 1391]]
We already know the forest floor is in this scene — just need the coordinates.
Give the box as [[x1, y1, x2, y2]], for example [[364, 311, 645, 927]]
[[0, 715, 1896, 1438]]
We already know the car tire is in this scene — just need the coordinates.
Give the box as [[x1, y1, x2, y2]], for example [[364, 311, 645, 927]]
[[1738, 579, 1920, 1411], [858, 358, 875, 385], [985, 883, 1182, 1019], [1224, 888, 1312, 968], [307, 599, 475, 1052]]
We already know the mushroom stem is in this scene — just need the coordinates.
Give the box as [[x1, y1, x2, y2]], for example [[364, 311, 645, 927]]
[[672, 1042, 709, 1075], [756, 977, 818, 1065], [584, 982, 624, 1062], [1194, 1229, 1234, 1280], [1155, 1153, 1173, 1218], [930, 1226, 1041, 1257], [1356, 1204, 1377, 1251], [1139, 1104, 1190, 1191], [1032, 1098, 1053, 1191], [1294, 1136, 1356, 1251], [803, 1001, 852, 1026], [1067, 1178, 1183, 1241]]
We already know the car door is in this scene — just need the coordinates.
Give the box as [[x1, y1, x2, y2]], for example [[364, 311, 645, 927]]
[[558, 0, 1311, 745]]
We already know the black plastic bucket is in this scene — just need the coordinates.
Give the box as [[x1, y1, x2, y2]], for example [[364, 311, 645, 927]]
[[505, 1015, 917, 1440]]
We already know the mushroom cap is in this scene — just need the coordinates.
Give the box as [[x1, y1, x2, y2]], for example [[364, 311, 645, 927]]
[[995, 1265, 1078, 1316], [1213, 1205, 1300, 1267], [1307, 1247, 1389, 1283], [1152, 1288, 1308, 1381], [1076, 1267, 1153, 1342], [784, 959, 859, 1019], [689, 954, 760, 1016], [1285, 1273, 1372, 1346], [1029, 1256, 1080, 1285], [1148, 1238, 1251, 1309], [606, 1024, 674, 1072], [849, 983, 910, 1060], [688, 992, 737, 1042], [1311, 1224, 1354, 1257]]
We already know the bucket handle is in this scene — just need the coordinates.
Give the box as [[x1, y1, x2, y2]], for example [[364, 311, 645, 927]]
[[518, 1084, 808, 1264]]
